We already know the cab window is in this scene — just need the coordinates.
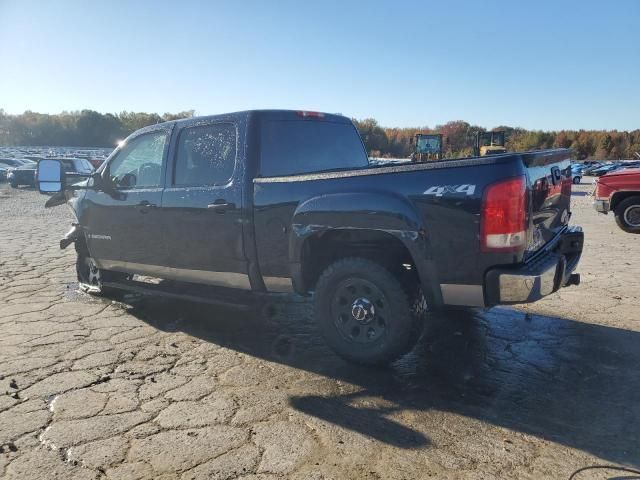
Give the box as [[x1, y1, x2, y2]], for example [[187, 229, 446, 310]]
[[174, 123, 236, 186], [108, 132, 168, 188]]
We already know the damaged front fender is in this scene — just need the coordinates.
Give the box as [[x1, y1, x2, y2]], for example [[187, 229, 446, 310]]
[[60, 224, 82, 250]]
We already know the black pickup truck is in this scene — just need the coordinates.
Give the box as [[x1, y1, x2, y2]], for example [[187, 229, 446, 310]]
[[37, 110, 583, 365]]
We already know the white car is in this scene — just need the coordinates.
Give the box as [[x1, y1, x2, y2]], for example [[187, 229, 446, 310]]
[[571, 170, 583, 185]]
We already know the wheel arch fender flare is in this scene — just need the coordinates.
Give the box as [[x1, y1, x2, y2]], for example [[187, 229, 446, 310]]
[[288, 191, 443, 306], [610, 190, 640, 212]]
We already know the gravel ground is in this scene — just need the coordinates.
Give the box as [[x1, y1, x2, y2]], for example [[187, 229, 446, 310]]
[[0, 178, 638, 480]]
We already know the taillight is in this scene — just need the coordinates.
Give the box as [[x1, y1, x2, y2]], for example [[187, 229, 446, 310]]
[[481, 176, 527, 252], [296, 111, 325, 119]]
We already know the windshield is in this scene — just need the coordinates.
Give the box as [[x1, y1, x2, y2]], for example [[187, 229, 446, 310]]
[[480, 132, 505, 146]]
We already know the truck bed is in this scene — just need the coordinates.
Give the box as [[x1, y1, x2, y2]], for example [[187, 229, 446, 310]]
[[253, 148, 574, 308]]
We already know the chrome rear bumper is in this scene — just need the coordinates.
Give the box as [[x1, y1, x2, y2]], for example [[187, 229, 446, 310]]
[[484, 226, 584, 306]]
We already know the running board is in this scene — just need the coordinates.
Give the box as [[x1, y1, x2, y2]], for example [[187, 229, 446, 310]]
[[102, 279, 254, 311]]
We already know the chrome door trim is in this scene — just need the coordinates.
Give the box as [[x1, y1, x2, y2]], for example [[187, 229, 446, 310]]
[[97, 260, 251, 290]]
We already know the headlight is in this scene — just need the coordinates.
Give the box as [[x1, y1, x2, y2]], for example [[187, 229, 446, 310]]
[[7, 171, 14, 178]]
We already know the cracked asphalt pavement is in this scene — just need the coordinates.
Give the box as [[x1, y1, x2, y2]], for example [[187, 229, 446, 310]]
[[0, 179, 638, 479]]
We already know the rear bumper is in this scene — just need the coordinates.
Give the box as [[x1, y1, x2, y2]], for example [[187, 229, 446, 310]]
[[484, 226, 584, 306], [593, 198, 610, 214]]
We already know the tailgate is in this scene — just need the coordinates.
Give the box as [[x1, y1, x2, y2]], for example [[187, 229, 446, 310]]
[[522, 150, 573, 257]]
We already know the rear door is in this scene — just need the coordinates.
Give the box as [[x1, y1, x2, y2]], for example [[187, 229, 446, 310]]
[[83, 129, 170, 271], [160, 121, 249, 288]]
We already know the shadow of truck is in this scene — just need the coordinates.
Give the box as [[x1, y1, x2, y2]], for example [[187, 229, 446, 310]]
[[126, 296, 640, 466]]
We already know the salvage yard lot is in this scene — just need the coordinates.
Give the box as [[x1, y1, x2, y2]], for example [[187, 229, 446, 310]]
[[0, 179, 638, 479]]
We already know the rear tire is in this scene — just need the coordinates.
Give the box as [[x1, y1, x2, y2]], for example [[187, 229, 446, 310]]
[[614, 196, 640, 234], [314, 257, 424, 366]]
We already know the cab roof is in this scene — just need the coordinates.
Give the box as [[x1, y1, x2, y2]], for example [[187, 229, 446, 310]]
[[173, 109, 351, 127]]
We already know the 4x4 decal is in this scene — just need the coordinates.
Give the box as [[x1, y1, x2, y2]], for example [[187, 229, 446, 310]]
[[423, 184, 476, 197]]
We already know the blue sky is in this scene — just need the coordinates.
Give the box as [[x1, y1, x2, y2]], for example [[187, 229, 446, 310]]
[[1, 0, 638, 130]]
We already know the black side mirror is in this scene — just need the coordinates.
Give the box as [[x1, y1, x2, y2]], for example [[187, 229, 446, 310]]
[[37, 159, 65, 194]]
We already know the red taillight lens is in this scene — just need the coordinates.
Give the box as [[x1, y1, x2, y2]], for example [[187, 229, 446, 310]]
[[481, 176, 527, 252], [296, 111, 325, 119]]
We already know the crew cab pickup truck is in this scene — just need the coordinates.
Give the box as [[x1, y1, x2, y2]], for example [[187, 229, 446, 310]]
[[593, 168, 640, 233], [37, 110, 583, 365]]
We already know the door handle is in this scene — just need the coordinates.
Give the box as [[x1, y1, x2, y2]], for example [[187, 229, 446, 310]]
[[207, 200, 235, 213]]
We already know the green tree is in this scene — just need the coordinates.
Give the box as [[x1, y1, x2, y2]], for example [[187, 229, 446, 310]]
[[352, 118, 388, 155]]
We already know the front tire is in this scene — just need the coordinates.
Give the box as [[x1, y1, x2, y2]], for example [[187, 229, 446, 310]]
[[614, 196, 640, 234], [314, 258, 424, 366], [573, 176, 581, 185], [75, 241, 129, 295]]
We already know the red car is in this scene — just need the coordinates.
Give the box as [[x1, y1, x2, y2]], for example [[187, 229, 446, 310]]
[[593, 168, 640, 233], [88, 158, 105, 169]]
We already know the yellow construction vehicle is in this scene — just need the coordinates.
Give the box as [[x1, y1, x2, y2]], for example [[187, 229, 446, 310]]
[[474, 131, 507, 156]]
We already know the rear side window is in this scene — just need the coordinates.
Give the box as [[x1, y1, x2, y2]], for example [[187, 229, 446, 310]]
[[260, 120, 369, 176], [174, 123, 237, 186]]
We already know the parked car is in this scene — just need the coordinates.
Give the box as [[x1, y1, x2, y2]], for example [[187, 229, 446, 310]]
[[10, 158, 93, 188], [571, 171, 582, 184], [0, 158, 34, 168], [570, 166, 583, 184], [594, 168, 640, 233], [582, 161, 602, 168], [7, 162, 38, 187], [590, 163, 623, 177], [36, 110, 583, 365], [88, 158, 105, 170], [622, 161, 640, 169], [584, 163, 608, 175]]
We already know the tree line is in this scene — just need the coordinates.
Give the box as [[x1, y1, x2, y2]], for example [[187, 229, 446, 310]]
[[0, 109, 195, 148], [1, 109, 638, 160], [354, 119, 640, 160]]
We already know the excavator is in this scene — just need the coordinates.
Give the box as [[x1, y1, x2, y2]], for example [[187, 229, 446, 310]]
[[474, 131, 507, 156]]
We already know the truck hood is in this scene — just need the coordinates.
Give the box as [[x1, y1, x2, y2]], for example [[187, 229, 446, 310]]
[[597, 168, 640, 193]]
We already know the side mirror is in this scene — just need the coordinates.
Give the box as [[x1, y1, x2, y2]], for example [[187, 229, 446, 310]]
[[37, 159, 65, 194]]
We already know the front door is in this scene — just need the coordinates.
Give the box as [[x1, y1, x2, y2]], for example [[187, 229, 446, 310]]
[[160, 121, 248, 289], [82, 129, 170, 273]]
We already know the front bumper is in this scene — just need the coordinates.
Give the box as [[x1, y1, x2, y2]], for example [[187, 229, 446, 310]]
[[593, 198, 610, 214], [484, 226, 584, 306]]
